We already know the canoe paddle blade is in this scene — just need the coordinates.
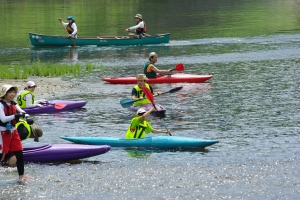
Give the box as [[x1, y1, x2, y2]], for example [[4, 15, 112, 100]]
[[173, 63, 185, 72]]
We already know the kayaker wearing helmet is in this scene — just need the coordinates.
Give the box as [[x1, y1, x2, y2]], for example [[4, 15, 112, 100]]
[[131, 74, 161, 107], [17, 81, 44, 108], [144, 52, 172, 78], [125, 14, 146, 38], [58, 16, 78, 38], [0, 84, 28, 182], [126, 107, 171, 139]]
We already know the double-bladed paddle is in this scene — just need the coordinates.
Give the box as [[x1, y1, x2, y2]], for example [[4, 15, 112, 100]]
[[171, 63, 185, 72], [40, 101, 67, 109], [141, 86, 172, 136], [120, 87, 183, 108]]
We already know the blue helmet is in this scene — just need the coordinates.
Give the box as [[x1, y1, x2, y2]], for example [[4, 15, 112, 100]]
[[67, 16, 75, 22]]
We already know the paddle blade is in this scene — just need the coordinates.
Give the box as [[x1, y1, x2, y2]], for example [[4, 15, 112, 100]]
[[168, 86, 183, 93], [120, 98, 135, 108], [174, 63, 185, 71], [141, 86, 155, 105], [54, 104, 67, 109]]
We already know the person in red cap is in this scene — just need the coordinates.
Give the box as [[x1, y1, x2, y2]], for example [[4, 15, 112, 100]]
[[126, 107, 171, 139], [17, 81, 44, 108], [0, 84, 28, 182]]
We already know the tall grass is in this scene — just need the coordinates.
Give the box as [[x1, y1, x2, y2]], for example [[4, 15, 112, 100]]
[[0, 62, 106, 79]]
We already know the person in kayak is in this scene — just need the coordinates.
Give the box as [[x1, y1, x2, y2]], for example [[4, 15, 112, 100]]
[[125, 14, 146, 38], [126, 107, 171, 139], [0, 84, 28, 182], [58, 16, 78, 38], [17, 81, 44, 108], [16, 119, 43, 142], [144, 52, 172, 78], [131, 74, 161, 107]]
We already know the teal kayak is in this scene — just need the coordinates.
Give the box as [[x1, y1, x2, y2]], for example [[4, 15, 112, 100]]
[[60, 136, 218, 149], [29, 32, 170, 47]]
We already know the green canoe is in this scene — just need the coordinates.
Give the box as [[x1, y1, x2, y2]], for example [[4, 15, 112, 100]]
[[29, 32, 170, 47]]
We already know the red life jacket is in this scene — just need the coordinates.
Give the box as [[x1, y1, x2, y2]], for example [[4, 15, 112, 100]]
[[0, 100, 18, 127]]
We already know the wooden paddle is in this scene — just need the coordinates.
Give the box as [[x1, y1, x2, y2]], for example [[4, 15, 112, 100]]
[[141, 86, 172, 136], [120, 87, 183, 108], [58, 19, 76, 47]]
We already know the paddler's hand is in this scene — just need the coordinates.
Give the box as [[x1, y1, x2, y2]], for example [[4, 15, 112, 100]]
[[166, 130, 171, 135], [125, 28, 129, 32], [138, 97, 144, 100], [58, 18, 62, 21]]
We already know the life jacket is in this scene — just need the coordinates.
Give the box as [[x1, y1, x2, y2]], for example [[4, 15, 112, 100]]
[[136, 21, 146, 35], [17, 90, 34, 108], [126, 117, 149, 139], [133, 84, 152, 106], [15, 120, 32, 140], [67, 23, 74, 34], [0, 100, 18, 127], [144, 62, 157, 78]]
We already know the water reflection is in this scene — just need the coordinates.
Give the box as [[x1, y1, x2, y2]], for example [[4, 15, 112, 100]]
[[30, 47, 79, 63]]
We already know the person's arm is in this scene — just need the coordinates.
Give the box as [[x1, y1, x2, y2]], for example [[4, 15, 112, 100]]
[[58, 18, 68, 27], [71, 23, 77, 36], [152, 129, 171, 135], [138, 107, 155, 121], [126, 22, 144, 32], [131, 88, 144, 101], [149, 65, 171, 74], [0, 104, 15, 123], [24, 94, 40, 108]]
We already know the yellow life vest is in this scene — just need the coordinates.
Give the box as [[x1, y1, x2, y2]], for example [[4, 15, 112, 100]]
[[133, 83, 152, 106], [126, 117, 152, 139], [17, 91, 35, 108], [15, 120, 32, 140]]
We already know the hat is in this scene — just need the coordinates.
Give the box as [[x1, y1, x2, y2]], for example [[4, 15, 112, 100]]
[[136, 74, 148, 81], [1, 85, 18, 98], [26, 81, 36, 88], [135, 14, 142, 19], [31, 125, 43, 142], [67, 16, 76, 22], [137, 108, 147, 115], [149, 52, 157, 59]]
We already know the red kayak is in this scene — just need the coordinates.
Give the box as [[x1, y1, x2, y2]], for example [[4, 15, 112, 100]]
[[102, 73, 213, 84]]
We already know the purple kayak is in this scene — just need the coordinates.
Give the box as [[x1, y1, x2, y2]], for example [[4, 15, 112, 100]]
[[23, 100, 87, 114], [127, 103, 166, 118], [23, 144, 110, 163]]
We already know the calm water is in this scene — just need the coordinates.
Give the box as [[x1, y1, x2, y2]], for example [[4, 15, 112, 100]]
[[0, 0, 300, 199]]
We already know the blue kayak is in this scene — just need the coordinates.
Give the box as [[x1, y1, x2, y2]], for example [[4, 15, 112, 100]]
[[60, 136, 218, 149]]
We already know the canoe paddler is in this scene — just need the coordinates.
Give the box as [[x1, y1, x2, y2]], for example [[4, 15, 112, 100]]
[[58, 16, 78, 38], [144, 52, 172, 78], [17, 81, 44, 108], [0, 84, 29, 182], [126, 107, 171, 139], [131, 74, 161, 107], [125, 14, 146, 38]]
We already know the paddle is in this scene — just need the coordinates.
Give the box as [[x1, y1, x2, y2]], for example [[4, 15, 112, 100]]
[[170, 63, 185, 72], [141, 86, 172, 136], [120, 86, 183, 108], [58, 19, 76, 47], [39, 101, 67, 109]]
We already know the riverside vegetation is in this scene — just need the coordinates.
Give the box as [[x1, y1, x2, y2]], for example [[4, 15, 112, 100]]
[[0, 61, 106, 79]]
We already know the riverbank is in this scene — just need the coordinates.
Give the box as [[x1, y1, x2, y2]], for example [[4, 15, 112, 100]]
[[0, 77, 79, 98]]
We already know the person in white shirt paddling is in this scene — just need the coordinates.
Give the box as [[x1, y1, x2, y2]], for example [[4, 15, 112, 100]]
[[58, 16, 78, 38], [125, 14, 146, 38]]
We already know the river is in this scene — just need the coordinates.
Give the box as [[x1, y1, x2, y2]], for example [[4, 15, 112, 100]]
[[0, 0, 299, 199]]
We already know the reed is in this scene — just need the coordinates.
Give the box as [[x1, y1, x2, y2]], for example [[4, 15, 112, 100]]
[[0, 62, 106, 79]]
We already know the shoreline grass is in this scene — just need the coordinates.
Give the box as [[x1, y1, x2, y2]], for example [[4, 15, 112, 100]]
[[0, 62, 107, 79]]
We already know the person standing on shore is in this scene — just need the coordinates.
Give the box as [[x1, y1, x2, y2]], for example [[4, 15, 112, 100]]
[[17, 81, 44, 108], [144, 52, 172, 78], [0, 85, 28, 182], [58, 16, 78, 38]]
